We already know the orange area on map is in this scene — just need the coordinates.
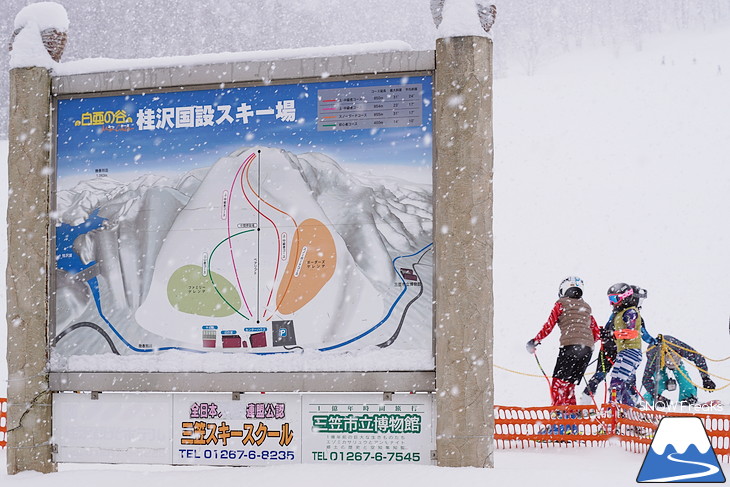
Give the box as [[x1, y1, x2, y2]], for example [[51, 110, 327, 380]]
[[275, 218, 336, 315]]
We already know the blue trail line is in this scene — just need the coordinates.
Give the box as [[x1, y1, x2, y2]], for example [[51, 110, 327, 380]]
[[83, 241, 432, 355], [87, 277, 204, 353]]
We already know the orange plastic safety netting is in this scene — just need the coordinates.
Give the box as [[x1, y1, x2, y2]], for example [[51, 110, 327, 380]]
[[495, 403, 730, 462], [0, 397, 7, 449]]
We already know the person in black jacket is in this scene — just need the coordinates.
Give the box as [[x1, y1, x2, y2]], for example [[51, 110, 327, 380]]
[[642, 334, 716, 406]]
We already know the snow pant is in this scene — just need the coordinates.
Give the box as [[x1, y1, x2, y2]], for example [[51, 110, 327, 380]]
[[583, 347, 616, 396], [550, 344, 593, 406], [642, 365, 697, 405], [610, 348, 642, 407]]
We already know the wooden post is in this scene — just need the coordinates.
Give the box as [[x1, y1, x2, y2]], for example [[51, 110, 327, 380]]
[[6, 65, 56, 474], [433, 35, 495, 468]]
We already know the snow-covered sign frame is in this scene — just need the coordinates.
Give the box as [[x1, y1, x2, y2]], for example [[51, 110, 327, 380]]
[[48, 50, 437, 393]]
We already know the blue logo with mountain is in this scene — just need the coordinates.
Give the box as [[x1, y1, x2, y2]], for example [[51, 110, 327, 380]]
[[637, 416, 726, 483]]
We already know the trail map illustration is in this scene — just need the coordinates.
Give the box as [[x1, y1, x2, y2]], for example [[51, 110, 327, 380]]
[[53, 76, 433, 361]]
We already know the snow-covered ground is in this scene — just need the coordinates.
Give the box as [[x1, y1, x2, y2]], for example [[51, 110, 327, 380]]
[[2, 21, 730, 486], [0, 447, 644, 487]]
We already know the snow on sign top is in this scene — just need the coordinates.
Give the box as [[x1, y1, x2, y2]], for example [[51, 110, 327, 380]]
[[9, 21, 56, 70], [14, 1, 69, 31], [437, 0, 489, 39], [52, 40, 414, 77]]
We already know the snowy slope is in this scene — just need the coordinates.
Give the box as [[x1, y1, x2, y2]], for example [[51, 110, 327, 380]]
[[492, 26, 730, 407], [52, 146, 432, 359]]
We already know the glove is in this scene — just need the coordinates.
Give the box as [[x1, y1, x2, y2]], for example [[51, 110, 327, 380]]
[[703, 376, 716, 391], [526, 339, 539, 354]]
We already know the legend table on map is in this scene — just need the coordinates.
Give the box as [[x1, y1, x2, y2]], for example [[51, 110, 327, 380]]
[[317, 84, 424, 131]]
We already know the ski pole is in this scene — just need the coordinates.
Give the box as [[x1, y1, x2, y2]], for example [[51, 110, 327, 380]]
[[533, 351, 550, 382], [533, 350, 553, 404]]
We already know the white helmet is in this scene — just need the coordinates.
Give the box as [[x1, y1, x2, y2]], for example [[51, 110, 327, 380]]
[[559, 276, 584, 298]]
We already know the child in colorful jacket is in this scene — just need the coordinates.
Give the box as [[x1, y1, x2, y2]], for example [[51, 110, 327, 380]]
[[642, 334, 716, 407], [607, 283, 655, 407], [526, 276, 600, 406]]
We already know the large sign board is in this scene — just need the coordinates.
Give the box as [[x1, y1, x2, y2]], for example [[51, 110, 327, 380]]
[[53, 393, 434, 466], [52, 75, 433, 366]]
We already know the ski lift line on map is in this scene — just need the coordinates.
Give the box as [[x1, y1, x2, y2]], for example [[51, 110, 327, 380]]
[[257, 151, 261, 322], [244, 150, 301, 319], [318, 242, 433, 352], [86, 276, 203, 354], [207, 229, 257, 320], [239, 158, 281, 321], [226, 152, 257, 317]]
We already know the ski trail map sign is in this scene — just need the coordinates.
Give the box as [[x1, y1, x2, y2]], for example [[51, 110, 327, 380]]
[[53, 76, 433, 365]]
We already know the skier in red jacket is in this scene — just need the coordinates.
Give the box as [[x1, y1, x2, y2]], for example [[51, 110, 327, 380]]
[[527, 276, 601, 405]]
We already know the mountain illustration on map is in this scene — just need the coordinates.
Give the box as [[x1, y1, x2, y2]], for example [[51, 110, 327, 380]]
[[637, 416, 726, 483], [53, 147, 433, 355]]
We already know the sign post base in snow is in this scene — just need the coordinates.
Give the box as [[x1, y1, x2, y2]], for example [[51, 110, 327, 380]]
[[6, 66, 56, 475], [433, 35, 495, 468]]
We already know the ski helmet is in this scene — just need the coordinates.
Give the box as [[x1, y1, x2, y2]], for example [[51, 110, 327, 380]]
[[630, 285, 648, 308], [558, 276, 584, 298], [607, 282, 634, 307]]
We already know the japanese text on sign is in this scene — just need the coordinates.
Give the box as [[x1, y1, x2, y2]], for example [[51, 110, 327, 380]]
[[317, 84, 423, 131], [136, 100, 296, 131], [181, 421, 294, 447], [74, 109, 133, 126], [312, 414, 422, 434], [190, 402, 222, 419], [246, 402, 286, 420]]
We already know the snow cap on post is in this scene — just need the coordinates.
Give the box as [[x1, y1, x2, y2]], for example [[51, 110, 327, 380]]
[[431, 0, 496, 39], [9, 1, 69, 68]]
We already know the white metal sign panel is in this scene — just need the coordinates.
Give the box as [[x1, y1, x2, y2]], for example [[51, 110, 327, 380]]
[[301, 393, 434, 464], [52, 392, 434, 465], [172, 393, 301, 465], [53, 392, 173, 464]]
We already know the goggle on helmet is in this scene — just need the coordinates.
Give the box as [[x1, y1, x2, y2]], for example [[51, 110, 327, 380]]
[[607, 282, 634, 306]]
